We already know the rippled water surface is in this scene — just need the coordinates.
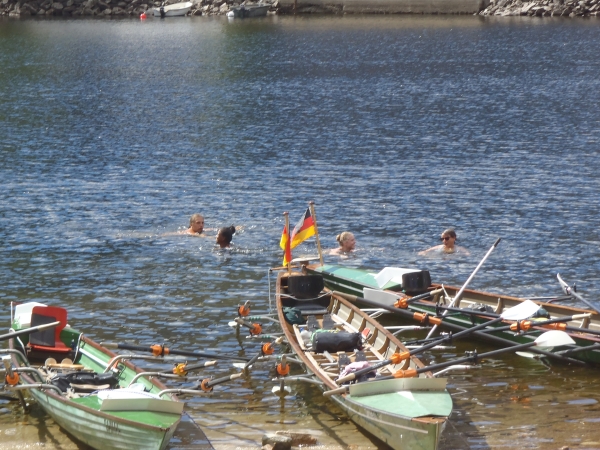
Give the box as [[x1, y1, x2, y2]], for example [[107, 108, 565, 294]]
[[1, 14, 600, 449]]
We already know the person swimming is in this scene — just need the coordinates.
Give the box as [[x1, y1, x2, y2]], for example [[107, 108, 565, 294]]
[[216, 225, 236, 248], [419, 228, 470, 255], [185, 213, 206, 235], [329, 231, 356, 255]]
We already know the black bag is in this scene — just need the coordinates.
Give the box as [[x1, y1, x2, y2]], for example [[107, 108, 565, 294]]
[[313, 332, 363, 353], [51, 372, 120, 393]]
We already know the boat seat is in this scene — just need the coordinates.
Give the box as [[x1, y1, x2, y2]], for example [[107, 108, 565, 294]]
[[28, 306, 71, 354], [306, 315, 320, 332], [355, 350, 368, 362], [300, 308, 329, 316], [338, 352, 351, 370], [322, 314, 335, 330]]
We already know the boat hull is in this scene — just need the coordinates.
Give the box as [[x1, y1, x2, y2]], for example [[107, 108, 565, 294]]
[[29, 389, 177, 450], [331, 394, 445, 450], [227, 4, 269, 17], [153, 2, 193, 16], [307, 264, 600, 366]]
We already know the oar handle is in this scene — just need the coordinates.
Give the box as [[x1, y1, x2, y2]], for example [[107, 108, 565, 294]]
[[323, 385, 348, 397], [0, 321, 61, 342], [206, 372, 243, 388], [557, 274, 600, 315]]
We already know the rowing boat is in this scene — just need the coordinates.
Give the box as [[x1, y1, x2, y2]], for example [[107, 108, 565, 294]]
[[305, 264, 600, 365], [1, 302, 209, 450], [274, 271, 452, 450]]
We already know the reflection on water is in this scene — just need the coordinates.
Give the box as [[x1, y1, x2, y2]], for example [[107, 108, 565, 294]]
[[1, 13, 600, 450]]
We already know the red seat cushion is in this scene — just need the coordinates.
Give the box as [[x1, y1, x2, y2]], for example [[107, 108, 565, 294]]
[[29, 306, 70, 353]]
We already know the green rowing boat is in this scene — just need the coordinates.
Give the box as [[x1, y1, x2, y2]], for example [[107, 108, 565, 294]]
[[306, 264, 600, 366], [1, 302, 209, 450]]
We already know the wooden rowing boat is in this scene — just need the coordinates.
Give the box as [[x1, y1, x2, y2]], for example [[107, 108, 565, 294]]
[[305, 264, 600, 366], [275, 271, 452, 450], [1, 302, 208, 450]]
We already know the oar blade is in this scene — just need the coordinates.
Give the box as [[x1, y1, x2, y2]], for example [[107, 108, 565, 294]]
[[500, 300, 540, 321], [534, 330, 575, 348]]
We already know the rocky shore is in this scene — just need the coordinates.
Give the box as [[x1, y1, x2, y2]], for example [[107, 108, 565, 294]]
[[2, 0, 600, 17], [1, 0, 283, 17], [478, 0, 600, 15]]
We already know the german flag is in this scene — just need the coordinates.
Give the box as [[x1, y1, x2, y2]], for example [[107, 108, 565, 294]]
[[279, 224, 292, 266], [291, 208, 315, 249]]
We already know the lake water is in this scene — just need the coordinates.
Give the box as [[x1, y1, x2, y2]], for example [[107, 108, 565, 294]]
[[1, 13, 600, 450]]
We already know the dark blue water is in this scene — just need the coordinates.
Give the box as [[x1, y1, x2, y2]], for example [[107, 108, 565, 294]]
[[1, 15, 600, 449]]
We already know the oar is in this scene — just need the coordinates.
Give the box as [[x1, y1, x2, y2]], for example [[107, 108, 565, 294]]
[[556, 342, 600, 356], [392, 289, 443, 309], [477, 313, 592, 334], [0, 321, 60, 342], [163, 360, 218, 376], [233, 317, 263, 336], [333, 291, 444, 327], [197, 372, 243, 392], [328, 331, 575, 394], [102, 342, 250, 362], [424, 237, 502, 340], [335, 300, 540, 384], [242, 337, 285, 370], [557, 274, 600, 315]]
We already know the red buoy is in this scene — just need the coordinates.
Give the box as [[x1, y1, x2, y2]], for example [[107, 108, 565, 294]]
[[140, 12, 147, 19]]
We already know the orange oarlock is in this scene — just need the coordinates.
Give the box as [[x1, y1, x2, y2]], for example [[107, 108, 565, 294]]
[[276, 362, 290, 376], [510, 320, 532, 332], [200, 378, 213, 392], [250, 323, 263, 336], [394, 298, 409, 309], [5, 372, 19, 386], [543, 322, 567, 331], [238, 304, 250, 317], [172, 363, 188, 376], [262, 342, 275, 356], [150, 344, 168, 356], [389, 352, 411, 365], [392, 368, 418, 379], [413, 312, 442, 326]]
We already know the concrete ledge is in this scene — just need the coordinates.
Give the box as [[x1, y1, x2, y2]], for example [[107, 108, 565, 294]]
[[277, 0, 489, 13]]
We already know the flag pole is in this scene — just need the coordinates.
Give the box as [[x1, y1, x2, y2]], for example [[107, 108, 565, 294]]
[[309, 201, 324, 266], [283, 212, 291, 274]]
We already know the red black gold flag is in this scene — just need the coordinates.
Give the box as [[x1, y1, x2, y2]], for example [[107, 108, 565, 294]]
[[290, 208, 316, 249]]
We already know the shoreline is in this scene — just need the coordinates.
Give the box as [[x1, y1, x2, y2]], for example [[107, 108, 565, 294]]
[[2, 0, 600, 17]]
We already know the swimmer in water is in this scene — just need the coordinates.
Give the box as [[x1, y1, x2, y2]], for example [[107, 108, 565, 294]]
[[329, 231, 356, 255], [419, 228, 470, 256], [216, 225, 236, 248]]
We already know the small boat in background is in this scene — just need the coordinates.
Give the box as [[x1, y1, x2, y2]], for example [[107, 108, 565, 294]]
[[153, 1, 193, 17], [226, 3, 270, 17]]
